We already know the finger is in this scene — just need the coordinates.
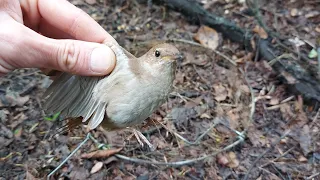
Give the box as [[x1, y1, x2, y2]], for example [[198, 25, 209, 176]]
[[20, 0, 116, 44], [0, 20, 116, 76], [0, 0, 23, 23], [38, 18, 73, 39]]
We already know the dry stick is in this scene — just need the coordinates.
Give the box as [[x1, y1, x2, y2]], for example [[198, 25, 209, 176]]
[[47, 133, 92, 180], [311, 108, 320, 127], [318, 47, 320, 73], [238, 66, 257, 136], [243, 129, 291, 180], [89, 134, 244, 167], [307, 172, 320, 180], [259, 146, 295, 168], [268, 53, 294, 66], [155, 116, 221, 146]]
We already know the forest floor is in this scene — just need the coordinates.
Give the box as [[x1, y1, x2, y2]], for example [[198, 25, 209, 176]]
[[0, 0, 319, 179]]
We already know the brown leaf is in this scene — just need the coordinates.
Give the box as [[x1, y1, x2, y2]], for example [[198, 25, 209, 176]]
[[2, 92, 30, 107], [269, 97, 279, 105], [247, 126, 267, 147], [217, 153, 229, 166], [227, 152, 239, 168], [90, 161, 104, 174], [213, 83, 228, 102], [25, 171, 37, 180], [152, 136, 167, 149], [298, 155, 308, 162], [227, 109, 240, 130], [239, 85, 250, 93], [193, 25, 220, 50], [299, 125, 311, 156], [81, 147, 123, 159], [281, 71, 297, 84], [252, 25, 268, 39], [280, 103, 295, 120], [70, 167, 89, 179], [290, 8, 298, 17]]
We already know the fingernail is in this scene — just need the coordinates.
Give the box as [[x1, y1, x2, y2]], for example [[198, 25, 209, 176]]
[[90, 46, 115, 74]]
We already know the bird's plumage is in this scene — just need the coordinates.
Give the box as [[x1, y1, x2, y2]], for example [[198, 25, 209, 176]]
[[42, 43, 181, 131]]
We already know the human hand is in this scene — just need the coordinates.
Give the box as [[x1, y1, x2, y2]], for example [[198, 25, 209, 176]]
[[0, 0, 117, 77]]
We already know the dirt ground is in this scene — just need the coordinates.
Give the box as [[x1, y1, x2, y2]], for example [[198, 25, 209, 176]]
[[1, 0, 319, 179]]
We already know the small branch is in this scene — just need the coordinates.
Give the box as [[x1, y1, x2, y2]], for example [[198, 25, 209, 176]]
[[115, 137, 243, 167], [47, 133, 91, 180], [259, 146, 295, 168], [243, 130, 291, 180], [88, 129, 243, 167], [307, 172, 320, 180]]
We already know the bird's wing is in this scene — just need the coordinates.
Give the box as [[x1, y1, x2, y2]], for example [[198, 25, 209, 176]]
[[42, 73, 106, 127], [42, 43, 132, 130]]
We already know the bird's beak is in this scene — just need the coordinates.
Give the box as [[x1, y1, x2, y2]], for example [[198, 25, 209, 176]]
[[162, 54, 184, 61]]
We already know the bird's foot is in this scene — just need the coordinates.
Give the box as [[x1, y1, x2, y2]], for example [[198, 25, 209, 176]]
[[131, 128, 155, 151]]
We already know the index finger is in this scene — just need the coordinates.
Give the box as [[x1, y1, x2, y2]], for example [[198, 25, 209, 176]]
[[21, 0, 116, 43]]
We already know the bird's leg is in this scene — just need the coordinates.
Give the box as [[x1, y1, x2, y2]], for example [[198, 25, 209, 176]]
[[131, 128, 155, 151], [47, 133, 91, 180]]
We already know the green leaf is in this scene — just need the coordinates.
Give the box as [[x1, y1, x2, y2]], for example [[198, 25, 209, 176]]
[[308, 49, 318, 58], [44, 112, 61, 121]]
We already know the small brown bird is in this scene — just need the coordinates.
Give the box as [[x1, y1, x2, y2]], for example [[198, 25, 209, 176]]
[[42, 42, 181, 133]]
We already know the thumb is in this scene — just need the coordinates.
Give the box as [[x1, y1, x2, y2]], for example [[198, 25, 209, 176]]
[[0, 20, 116, 76]]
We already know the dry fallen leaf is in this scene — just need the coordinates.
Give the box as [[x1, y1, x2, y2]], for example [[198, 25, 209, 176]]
[[252, 25, 268, 39], [269, 97, 280, 105], [299, 125, 311, 156], [281, 71, 298, 84], [217, 153, 229, 166], [81, 147, 123, 159], [298, 155, 308, 162], [193, 25, 220, 50], [213, 83, 228, 102], [25, 171, 37, 180], [90, 161, 104, 174], [1, 92, 30, 107], [227, 152, 239, 168], [290, 8, 298, 16], [227, 109, 240, 129], [247, 126, 267, 147]]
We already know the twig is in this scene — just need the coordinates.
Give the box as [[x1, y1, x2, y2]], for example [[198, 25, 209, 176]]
[[317, 47, 320, 73], [115, 137, 243, 167], [259, 146, 295, 168], [307, 172, 320, 180], [268, 53, 294, 66], [47, 133, 91, 180], [88, 130, 243, 167], [170, 118, 220, 145], [243, 130, 291, 180], [311, 108, 320, 127], [239, 65, 257, 135]]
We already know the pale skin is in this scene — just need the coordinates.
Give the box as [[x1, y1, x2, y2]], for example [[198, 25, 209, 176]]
[[0, 0, 117, 77]]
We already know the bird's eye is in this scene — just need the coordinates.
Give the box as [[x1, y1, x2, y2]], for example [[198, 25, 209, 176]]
[[155, 50, 160, 57]]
